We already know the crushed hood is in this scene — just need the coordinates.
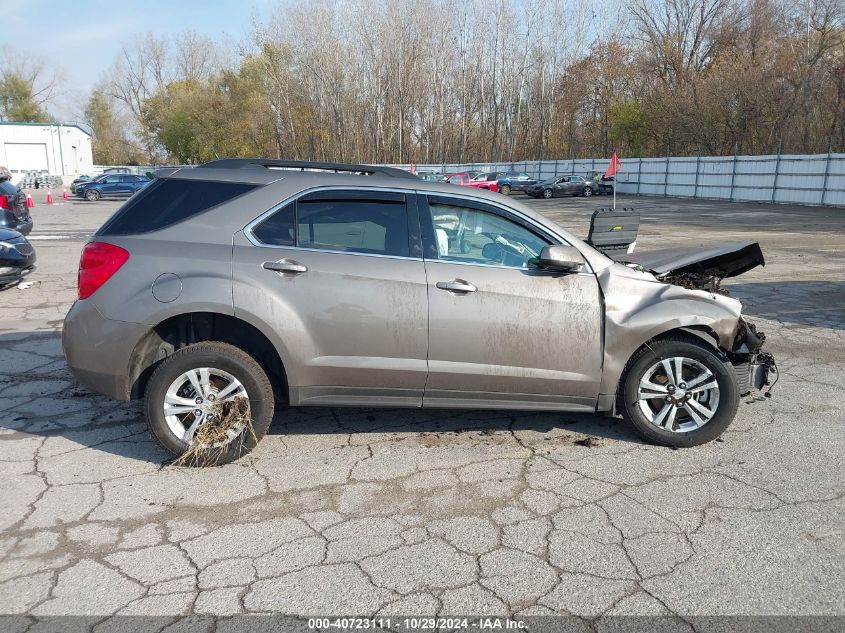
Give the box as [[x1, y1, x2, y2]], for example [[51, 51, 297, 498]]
[[612, 241, 765, 279]]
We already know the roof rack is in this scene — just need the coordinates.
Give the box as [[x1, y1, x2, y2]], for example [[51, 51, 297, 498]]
[[199, 159, 419, 180]]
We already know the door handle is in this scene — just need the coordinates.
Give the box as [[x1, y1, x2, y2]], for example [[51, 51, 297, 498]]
[[436, 279, 477, 293], [262, 259, 307, 274]]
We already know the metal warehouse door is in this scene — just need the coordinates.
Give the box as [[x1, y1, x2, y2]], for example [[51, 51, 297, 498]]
[[5, 143, 49, 172]]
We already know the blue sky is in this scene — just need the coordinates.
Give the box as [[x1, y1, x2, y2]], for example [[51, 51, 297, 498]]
[[6, 0, 275, 120]]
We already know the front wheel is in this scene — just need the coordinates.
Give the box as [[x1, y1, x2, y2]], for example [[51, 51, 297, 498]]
[[85, 189, 101, 201], [500, 184, 511, 195], [582, 187, 594, 197], [618, 337, 739, 447], [542, 188, 553, 199], [144, 341, 275, 466]]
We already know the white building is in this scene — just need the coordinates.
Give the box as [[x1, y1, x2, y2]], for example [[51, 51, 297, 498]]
[[0, 122, 93, 180]]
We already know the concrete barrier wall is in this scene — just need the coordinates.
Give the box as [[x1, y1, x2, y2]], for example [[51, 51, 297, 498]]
[[92, 154, 845, 207], [390, 154, 845, 207]]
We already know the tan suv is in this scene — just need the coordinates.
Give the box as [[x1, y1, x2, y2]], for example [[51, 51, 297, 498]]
[[62, 160, 774, 466]]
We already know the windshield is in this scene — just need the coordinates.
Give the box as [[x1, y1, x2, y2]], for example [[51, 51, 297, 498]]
[[541, 177, 559, 184]]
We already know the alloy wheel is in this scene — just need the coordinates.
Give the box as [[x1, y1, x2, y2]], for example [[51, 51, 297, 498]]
[[163, 367, 250, 445], [637, 356, 720, 432]]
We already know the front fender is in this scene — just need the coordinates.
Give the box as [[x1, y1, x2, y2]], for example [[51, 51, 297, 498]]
[[598, 263, 743, 395]]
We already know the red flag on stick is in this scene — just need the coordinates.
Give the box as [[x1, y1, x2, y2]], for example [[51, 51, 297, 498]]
[[409, 161, 416, 175], [604, 151, 621, 178]]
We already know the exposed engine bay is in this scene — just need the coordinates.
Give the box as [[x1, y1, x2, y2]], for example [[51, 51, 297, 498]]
[[612, 241, 765, 293]]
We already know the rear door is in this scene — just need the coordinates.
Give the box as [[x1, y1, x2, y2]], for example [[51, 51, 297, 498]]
[[420, 194, 603, 409], [118, 175, 137, 195], [233, 188, 429, 406], [569, 175, 585, 194]]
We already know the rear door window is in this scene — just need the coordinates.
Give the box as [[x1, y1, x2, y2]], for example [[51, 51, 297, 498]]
[[251, 191, 411, 257], [97, 179, 258, 235], [252, 202, 295, 246]]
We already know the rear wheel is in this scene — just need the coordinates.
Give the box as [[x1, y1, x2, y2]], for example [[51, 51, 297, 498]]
[[618, 337, 738, 447], [542, 188, 553, 199], [144, 342, 274, 466], [85, 189, 101, 201], [500, 184, 511, 195]]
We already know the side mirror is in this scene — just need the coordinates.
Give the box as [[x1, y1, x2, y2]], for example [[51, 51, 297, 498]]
[[538, 245, 585, 273]]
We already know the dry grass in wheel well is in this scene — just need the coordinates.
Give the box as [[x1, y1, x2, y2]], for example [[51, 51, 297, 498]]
[[174, 397, 256, 467]]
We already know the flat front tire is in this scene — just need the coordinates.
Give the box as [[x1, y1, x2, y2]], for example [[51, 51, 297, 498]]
[[144, 341, 274, 466], [543, 189, 553, 199], [500, 184, 511, 195], [618, 337, 739, 447], [85, 189, 100, 201]]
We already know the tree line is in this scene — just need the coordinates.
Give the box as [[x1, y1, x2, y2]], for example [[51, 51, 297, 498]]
[[2, 0, 844, 165]]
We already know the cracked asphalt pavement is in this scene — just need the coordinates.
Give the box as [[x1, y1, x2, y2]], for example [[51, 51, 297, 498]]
[[1, 191, 843, 624]]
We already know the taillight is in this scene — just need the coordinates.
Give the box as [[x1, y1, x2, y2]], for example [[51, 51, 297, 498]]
[[78, 242, 129, 300], [0, 195, 8, 209]]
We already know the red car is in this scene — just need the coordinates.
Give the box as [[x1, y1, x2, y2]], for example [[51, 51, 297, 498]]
[[444, 171, 499, 193]]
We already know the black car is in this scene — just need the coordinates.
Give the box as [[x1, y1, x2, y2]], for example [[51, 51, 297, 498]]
[[0, 227, 36, 287], [0, 180, 33, 235], [525, 174, 597, 199]]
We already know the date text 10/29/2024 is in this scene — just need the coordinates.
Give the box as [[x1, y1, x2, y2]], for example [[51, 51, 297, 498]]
[[308, 618, 527, 630]]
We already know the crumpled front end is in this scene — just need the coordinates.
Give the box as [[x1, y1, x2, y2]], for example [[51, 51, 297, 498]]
[[729, 318, 777, 396], [597, 261, 775, 404]]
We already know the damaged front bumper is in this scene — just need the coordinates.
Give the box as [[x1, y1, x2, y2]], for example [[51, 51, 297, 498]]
[[730, 319, 777, 396]]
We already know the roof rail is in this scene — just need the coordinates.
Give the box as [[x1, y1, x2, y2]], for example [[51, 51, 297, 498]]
[[199, 159, 419, 180]]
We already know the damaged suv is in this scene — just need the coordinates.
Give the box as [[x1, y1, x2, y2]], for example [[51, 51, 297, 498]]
[[63, 160, 774, 465]]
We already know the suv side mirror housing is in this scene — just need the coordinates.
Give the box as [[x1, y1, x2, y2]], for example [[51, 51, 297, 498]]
[[538, 245, 585, 273]]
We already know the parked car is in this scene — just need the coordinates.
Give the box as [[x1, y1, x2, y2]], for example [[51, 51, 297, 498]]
[[416, 172, 446, 182], [470, 172, 500, 190], [62, 158, 774, 466], [70, 175, 92, 194], [75, 174, 152, 201], [0, 227, 36, 287], [0, 180, 33, 235], [525, 174, 596, 199], [444, 171, 499, 193], [585, 171, 614, 195], [497, 171, 538, 195]]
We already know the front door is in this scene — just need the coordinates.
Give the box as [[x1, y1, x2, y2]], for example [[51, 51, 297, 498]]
[[420, 195, 603, 410], [99, 175, 122, 196], [232, 189, 428, 407]]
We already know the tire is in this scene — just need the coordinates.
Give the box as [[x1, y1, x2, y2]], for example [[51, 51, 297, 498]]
[[618, 336, 739, 447], [500, 184, 511, 195], [542, 188, 553, 199], [85, 189, 101, 201], [582, 187, 594, 197], [144, 341, 275, 466]]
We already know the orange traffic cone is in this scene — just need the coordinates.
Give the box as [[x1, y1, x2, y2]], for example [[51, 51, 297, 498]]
[[46, 190, 54, 205], [62, 188, 68, 200], [26, 192, 35, 208]]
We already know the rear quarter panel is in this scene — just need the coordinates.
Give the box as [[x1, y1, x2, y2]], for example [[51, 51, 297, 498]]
[[87, 235, 235, 325]]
